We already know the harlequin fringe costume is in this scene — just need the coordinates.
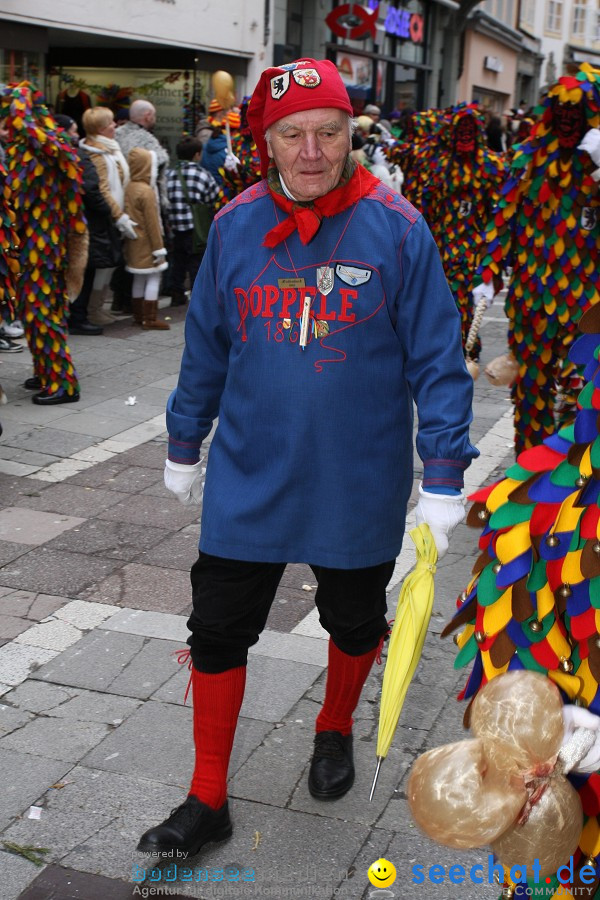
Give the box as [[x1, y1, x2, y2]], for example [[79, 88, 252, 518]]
[[474, 64, 600, 454], [0, 83, 86, 400], [0, 157, 18, 319], [407, 105, 508, 358], [444, 302, 600, 898]]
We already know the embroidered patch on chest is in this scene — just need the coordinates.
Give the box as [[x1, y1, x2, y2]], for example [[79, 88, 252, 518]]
[[581, 207, 598, 230], [335, 264, 372, 286]]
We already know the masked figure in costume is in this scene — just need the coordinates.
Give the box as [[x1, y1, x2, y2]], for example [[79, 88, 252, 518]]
[[0, 83, 86, 404], [219, 97, 262, 203], [472, 64, 600, 454]]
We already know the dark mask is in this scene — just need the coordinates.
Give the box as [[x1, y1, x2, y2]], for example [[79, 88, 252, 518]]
[[552, 100, 586, 148], [454, 116, 476, 154]]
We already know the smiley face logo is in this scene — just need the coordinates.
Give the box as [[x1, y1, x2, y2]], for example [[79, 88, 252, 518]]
[[367, 858, 397, 888]]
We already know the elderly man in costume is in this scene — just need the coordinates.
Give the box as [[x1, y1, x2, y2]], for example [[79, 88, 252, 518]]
[[137, 58, 477, 858]]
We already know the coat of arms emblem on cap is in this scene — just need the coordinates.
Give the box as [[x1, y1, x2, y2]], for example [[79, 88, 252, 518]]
[[292, 68, 321, 88], [270, 71, 291, 100]]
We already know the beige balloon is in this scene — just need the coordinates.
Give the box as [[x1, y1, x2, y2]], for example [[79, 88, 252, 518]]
[[407, 739, 526, 849], [470, 671, 564, 768], [491, 775, 582, 876], [212, 71, 235, 111]]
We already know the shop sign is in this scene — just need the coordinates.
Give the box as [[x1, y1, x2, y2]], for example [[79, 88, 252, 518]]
[[484, 55, 504, 73], [326, 4, 378, 40], [382, 5, 424, 44]]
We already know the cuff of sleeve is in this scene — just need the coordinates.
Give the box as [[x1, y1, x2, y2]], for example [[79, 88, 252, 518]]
[[423, 459, 467, 491], [592, 166, 600, 183], [168, 437, 201, 464]]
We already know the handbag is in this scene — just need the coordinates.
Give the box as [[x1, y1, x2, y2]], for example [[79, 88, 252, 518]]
[[176, 164, 214, 254]]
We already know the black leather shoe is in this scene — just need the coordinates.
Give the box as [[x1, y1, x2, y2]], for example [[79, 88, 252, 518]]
[[308, 731, 355, 800], [32, 389, 80, 405], [69, 321, 103, 335], [24, 376, 42, 390], [137, 796, 232, 857]]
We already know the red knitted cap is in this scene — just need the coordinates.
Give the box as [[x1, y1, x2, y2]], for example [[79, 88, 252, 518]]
[[247, 58, 353, 177]]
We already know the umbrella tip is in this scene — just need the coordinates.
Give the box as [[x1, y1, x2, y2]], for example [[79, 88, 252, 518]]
[[369, 757, 383, 802]]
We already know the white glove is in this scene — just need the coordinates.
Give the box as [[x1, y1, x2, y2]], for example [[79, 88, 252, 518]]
[[414, 483, 466, 559], [152, 248, 167, 262], [164, 459, 204, 506], [371, 145, 389, 167], [560, 705, 600, 774], [116, 213, 138, 240], [578, 128, 600, 167], [472, 281, 495, 309], [224, 151, 240, 172]]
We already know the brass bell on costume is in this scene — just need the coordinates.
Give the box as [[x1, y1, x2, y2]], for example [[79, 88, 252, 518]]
[[593, 541, 600, 555], [477, 509, 489, 521], [493, 563, 502, 574], [559, 657, 574, 673], [502, 886, 515, 898], [595, 636, 600, 649], [459, 590, 468, 602], [546, 534, 559, 547], [529, 620, 543, 633], [575, 475, 588, 487], [474, 630, 486, 644], [559, 584, 572, 598]]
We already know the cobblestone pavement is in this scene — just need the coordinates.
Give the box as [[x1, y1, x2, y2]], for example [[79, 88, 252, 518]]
[[0, 298, 514, 899]]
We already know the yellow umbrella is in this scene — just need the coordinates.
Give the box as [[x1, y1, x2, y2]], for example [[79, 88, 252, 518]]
[[369, 522, 438, 801]]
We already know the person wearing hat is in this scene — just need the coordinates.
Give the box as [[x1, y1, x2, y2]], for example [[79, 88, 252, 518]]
[[137, 58, 477, 858]]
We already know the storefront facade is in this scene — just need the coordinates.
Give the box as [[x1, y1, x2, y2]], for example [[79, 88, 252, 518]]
[[0, 0, 272, 156], [457, 9, 522, 115], [279, 0, 450, 115]]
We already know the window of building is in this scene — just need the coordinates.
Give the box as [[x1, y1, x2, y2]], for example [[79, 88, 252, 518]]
[[520, 0, 535, 30], [546, 0, 563, 33], [572, 0, 587, 38]]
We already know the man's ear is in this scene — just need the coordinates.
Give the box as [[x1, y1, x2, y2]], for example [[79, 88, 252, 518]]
[[267, 141, 274, 159]]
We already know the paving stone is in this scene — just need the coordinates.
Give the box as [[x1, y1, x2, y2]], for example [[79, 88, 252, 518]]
[[136, 530, 199, 570], [249, 630, 328, 668], [84, 464, 164, 494], [30, 630, 145, 691], [0, 615, 30, 640], [108, 637, 185, 699], [97, 493, 200, 529], [14, 619, 83, 652], [0, 643, 57, 687], [44, 689, 141, 724], [100, 608, 189, 642], [0, 548, 122, 595], [16, 482, 127, 517], [0, 541, 32, 566], [3, 680, 78, 713], [27, 594, 68, 621], [50, 412, 139, 438], [0, 717, 109, 761], [81, 700, 269, 789], [52, 598, 118, 630], [0, 748, 71, 830], [44, 518, 171, 561], [0, 850, 40, 900], [77, 562, 192, 614], [0, 703, 33, 735], [2, 426, 97, 458], [0, 507, 86, 546], [63, 457, 132, 488]]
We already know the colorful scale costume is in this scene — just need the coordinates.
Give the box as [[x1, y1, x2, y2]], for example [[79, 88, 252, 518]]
[[445, 303, 600, 898], [475, 64, 600, 453], [218, 98, 261, 203], [1, 83, 86, 398], [404, 105, 508, 356], [0, 157, 18, 318]]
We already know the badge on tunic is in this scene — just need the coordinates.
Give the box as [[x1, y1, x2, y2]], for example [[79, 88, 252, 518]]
[[335, 264, 371, 287], [271, 71, 290, 100], [293, 68, 321, 88], [278, 277, 305, 288], [581, 207, 597, 230], [316, 266, 334, 295], [458, 200, 473, 218]]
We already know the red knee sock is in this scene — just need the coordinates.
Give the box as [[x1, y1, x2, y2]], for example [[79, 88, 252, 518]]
[[189, 665, 246, 810], [315, 640, 378, 736]]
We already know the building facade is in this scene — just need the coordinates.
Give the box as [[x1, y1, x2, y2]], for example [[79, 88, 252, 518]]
[[0, 0, 272, 155], [533, 0, 600, 91]]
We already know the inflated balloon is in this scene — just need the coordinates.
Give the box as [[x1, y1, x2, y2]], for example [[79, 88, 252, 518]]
[[491, 775, 583, 876], [470, 671, 564, 770], [212, 71, 235, 111], [407, 739, 526, 849], [484, 352, 518, 386]]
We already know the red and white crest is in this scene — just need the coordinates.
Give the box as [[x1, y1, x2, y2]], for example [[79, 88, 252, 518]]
[[292, 68, 321, 88]]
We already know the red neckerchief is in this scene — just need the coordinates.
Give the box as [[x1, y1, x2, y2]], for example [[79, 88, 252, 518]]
[[264, 159, 379, 248]]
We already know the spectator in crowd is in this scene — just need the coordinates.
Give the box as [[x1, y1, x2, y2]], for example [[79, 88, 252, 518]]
[[79, 106, 135, 326], [166, 136, 221, 307], [123, 147, 170, 330]]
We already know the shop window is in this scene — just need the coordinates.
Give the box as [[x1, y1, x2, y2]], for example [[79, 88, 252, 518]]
[[546, 0, 563, 34], [572, 0, 587, 39], [0, 49, 42, 86]]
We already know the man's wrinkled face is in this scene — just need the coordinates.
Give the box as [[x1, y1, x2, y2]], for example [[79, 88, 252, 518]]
[[266, 107, 350, 202], [454, 115, 476, 154], [552, 100, 586, 148]]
